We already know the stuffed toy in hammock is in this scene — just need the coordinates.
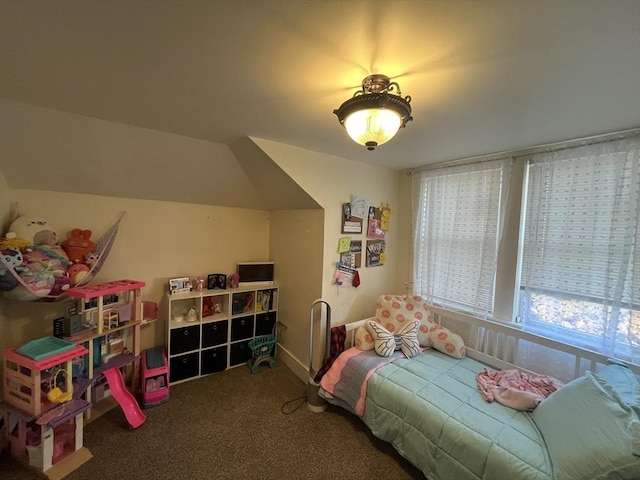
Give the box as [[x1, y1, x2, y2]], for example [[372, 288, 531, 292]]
[[0, 212, 123, 301]]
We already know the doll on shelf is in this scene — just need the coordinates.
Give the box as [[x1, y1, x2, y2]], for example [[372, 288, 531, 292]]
[[186, 307, 197, 323]]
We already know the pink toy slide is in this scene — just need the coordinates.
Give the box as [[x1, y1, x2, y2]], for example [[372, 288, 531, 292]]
[[102, 367, 146, 429]]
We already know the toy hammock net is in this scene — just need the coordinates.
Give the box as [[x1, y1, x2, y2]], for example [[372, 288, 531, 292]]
[[0, 212, 125, 302]]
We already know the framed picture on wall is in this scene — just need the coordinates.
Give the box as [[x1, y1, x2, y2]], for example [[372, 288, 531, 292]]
[[366, 239, 386, 267], [342, 202, 363, 234]]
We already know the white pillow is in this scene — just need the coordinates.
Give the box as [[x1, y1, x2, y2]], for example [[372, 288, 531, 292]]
[[365, 319, 420, 358]]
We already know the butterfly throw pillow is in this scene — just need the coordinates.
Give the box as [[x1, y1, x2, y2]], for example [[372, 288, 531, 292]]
[[365, 319, 421, 358]]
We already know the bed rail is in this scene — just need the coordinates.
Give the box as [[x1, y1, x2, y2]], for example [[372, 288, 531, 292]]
[[342, 306, 639, 382]]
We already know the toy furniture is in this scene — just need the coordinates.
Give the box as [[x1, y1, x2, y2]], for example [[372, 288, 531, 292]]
[[3, 342, 88, 417], [140, 346, 169, 407], [1, 279, 151, 478], [65, 279, 145, 418], [2, 343, 93, 478]]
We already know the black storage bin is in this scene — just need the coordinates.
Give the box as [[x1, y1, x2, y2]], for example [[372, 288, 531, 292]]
[[230, 340, 252, 366], [202, 320, 228, 348], [170, 352, 199, 383], [170, 325, 200, 354], [231, 315, 254, 342], [201, 345, 228, 374], [255, 312, 277, 336]]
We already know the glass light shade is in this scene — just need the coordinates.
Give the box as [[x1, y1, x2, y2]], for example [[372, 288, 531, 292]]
[[343, 108, 402, 150]]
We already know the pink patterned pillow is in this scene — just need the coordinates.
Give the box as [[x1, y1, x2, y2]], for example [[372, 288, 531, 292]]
[[355, 322, 377, 351], [428, 325, 466, 358], [375, 295, 435, 347]]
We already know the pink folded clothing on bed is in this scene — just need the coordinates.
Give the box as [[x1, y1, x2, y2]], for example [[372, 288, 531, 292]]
[[476, 367, 564, 411]]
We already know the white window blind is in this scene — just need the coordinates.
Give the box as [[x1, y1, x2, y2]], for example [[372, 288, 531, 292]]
[[519, 136, 639, 362], [412, 159, 511, 318]]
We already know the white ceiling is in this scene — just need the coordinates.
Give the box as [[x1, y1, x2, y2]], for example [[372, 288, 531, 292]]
[[1, 0, 639, 172]]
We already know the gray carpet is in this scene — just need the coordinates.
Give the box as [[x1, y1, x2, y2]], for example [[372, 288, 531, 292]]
[[1, 363, 423, 479]]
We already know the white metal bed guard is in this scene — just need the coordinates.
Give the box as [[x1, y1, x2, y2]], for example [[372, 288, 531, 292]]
[[341, 305, 639, 383]]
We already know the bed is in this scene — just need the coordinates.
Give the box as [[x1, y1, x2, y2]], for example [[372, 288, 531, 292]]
[[314, 296, 640, 480]]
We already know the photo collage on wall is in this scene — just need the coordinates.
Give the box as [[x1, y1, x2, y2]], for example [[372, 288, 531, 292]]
[[336, 197, 391, 288], [365, 202, 390, 267]]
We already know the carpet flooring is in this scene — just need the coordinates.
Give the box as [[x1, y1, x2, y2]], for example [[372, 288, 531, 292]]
[[1, 362, 423, 479]]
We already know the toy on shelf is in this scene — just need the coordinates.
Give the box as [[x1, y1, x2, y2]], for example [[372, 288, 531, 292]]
[[46, 369, 73, 404], [185, 306, 198, 323]]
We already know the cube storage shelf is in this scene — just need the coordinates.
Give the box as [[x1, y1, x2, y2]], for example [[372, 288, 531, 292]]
[[165, 285, 278, 384]]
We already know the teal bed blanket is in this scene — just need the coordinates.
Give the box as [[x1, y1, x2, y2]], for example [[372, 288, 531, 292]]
[[320, 348, 553, 480]]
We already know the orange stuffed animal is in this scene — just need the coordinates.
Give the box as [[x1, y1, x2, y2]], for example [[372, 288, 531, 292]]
[[62, 229, 95, 264]]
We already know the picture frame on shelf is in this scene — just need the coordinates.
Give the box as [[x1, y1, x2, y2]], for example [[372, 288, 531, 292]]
[[207, 273, 227, 290], [168, 277, 192, 295]]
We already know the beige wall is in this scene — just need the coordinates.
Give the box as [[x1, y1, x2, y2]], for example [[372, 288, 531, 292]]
[[0, 169, 10, 232], [0, 189, 271, 372], [0, 116, 412, 387], [253, 139, 405, 377], [269, 209, 324, 375]]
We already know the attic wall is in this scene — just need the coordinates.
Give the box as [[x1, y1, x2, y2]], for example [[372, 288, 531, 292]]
[[0, 101, 410, 385], [0, 189, 272, 389], [252, 138, 404, 378], [0, 169, 10, 232], [269, 209, 324, 374], [0, 100, 265, 209]]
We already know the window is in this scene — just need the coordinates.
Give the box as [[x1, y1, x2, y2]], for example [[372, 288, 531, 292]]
[[412, 159, 511, 318], [518, 137, 639, 363], [411, 132, 639, 363]]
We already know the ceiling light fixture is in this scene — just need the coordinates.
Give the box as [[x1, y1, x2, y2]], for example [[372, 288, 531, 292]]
[[333, 74, 412, 151]]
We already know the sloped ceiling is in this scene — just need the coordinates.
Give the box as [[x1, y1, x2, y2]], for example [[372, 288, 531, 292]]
[[0, 99, 318, 210], [1, 1, 639, 207]]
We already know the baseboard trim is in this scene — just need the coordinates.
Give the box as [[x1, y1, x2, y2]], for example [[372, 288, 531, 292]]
[[276, 343, 307, 383]]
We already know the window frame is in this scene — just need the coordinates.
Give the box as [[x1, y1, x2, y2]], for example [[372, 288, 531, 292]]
[[410, 129, 640, 356]]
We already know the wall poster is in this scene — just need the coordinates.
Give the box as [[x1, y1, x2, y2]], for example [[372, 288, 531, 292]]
[[366, 239, 386, 267], [340, 239, 362, 268], [367, 206, 386, 240], [341, 202, 363, 234]]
